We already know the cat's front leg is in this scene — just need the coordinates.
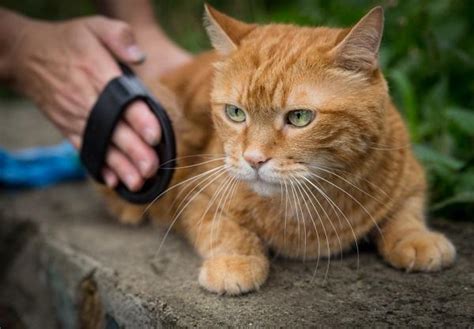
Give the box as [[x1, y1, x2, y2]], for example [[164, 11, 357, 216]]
[[374, 194, 456, 272], [100, 187, 146, 225], [182, 212, 269, 295]]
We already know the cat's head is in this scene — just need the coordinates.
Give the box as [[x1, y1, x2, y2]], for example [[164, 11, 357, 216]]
[[204, 5, 389, 196]]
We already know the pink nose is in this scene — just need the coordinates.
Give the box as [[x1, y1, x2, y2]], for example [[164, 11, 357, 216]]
[[243, 150, 270, 169]]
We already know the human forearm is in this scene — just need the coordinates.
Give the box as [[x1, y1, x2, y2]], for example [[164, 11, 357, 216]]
[[95, 0, 192, 79], [0, 11, 162, 191]]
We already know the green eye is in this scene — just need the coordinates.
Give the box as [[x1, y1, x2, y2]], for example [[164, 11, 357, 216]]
[[287, 110, 314, 127], [225, 104, 246, 123]]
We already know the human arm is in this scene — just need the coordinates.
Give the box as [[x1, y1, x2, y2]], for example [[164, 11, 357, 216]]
[[0, 7, 162, 191], [95, 0, 192, 81]]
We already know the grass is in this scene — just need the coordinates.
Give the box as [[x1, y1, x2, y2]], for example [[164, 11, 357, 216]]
[[1, 0, 473, 220]]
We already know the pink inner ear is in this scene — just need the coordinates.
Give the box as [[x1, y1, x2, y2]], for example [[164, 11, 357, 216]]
[[332, 7, 384, 71], [204, 4, 257, 54]]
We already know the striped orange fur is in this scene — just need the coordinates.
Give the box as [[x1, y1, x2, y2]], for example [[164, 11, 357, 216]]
[[102, 5, 455, 295]]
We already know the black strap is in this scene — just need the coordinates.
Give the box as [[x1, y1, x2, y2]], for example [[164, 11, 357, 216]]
[[80, 64, 176, 204]]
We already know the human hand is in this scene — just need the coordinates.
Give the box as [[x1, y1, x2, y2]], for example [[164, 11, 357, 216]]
[[8, 15, 161, 191]]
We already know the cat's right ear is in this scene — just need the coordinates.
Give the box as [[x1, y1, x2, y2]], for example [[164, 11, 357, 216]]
[[330, 6, 384, 72], [204, 4, 256, 54]]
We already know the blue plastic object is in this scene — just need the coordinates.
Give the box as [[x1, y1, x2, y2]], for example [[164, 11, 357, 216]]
[[0, 141, 86, 188]]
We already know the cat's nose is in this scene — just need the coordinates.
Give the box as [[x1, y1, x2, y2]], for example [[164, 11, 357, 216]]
[[243, 150, 271, 169]]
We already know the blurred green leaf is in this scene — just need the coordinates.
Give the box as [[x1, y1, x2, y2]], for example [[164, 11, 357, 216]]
[[447, 107, 474, 136], [413, 144, 463, 171], [389, 70, 419, 141], [431, 192, 474, 211]]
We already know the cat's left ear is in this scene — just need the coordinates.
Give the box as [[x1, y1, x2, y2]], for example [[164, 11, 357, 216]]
[[204, 4, 257, 54], [331, 6, 384, 72]]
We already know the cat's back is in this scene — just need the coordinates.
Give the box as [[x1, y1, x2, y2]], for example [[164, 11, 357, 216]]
[[161, 51, 219, 122], [155, 52, 220, 155]]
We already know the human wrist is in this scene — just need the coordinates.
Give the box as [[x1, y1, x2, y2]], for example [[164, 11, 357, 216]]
[[133, 25, 191, 76], [0, 9, 34, 83]]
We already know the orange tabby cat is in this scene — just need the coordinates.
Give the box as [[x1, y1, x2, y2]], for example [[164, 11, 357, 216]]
[[103, 5, 456, 295]]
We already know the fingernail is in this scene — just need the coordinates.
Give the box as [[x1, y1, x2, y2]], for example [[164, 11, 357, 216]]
[[125, 174, 138, 191], [104, 171, 116, 188], [139, 160, 151, 176], [127, 45, 146, 63], [144, 127, 160, 145]]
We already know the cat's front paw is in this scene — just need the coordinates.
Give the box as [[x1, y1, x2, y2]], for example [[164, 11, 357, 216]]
[[384, 230, 456, 272], [198, 255, 269, 295]]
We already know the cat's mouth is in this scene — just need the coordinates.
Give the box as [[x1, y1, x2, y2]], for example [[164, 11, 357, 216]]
[[249, 178, 281, 196], [226, 156, 305, 184], [228, 165, 280, 184], [253, 174, 279, 186], [226, 164, 284, 196]]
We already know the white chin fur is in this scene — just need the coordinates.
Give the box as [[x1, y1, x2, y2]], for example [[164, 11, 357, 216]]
[[250, 180, 280, 197]]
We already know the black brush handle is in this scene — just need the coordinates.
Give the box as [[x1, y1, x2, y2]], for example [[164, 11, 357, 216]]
[[80, 64, 176, 204]]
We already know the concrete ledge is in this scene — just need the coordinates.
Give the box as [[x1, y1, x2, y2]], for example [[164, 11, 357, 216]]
[[1, 102, 473, 327]]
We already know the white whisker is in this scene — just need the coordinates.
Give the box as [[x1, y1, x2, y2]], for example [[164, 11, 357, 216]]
[[210, 176, 236, 257], [310, 165, 385, 205], [299, 176, 344, 262], [194, 174, 235, 248], [283, 179, 289, 256], [308, 172, 384, 243], [295, 177, 334, 281], [292, 177, 324, 279], [159, 153, 227, 168], [288, 178, 303, 260], [292, 178, 309, 262], [143, 164, 226, 215], [168, 157, 226, 170], [171, 165, 227, 218], [154, 166, 229, 258], [310, 163, 393, 204], [300, 175, 360, 271]]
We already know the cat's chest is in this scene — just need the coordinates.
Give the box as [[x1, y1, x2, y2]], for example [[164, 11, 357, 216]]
[[228, 192, 358, 258]]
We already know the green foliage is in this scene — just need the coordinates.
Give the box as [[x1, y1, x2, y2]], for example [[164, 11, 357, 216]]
[[2, 0, 473, 220]]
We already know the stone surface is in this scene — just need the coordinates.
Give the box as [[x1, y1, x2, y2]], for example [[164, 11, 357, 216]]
[[1, 101, 473, 328]]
